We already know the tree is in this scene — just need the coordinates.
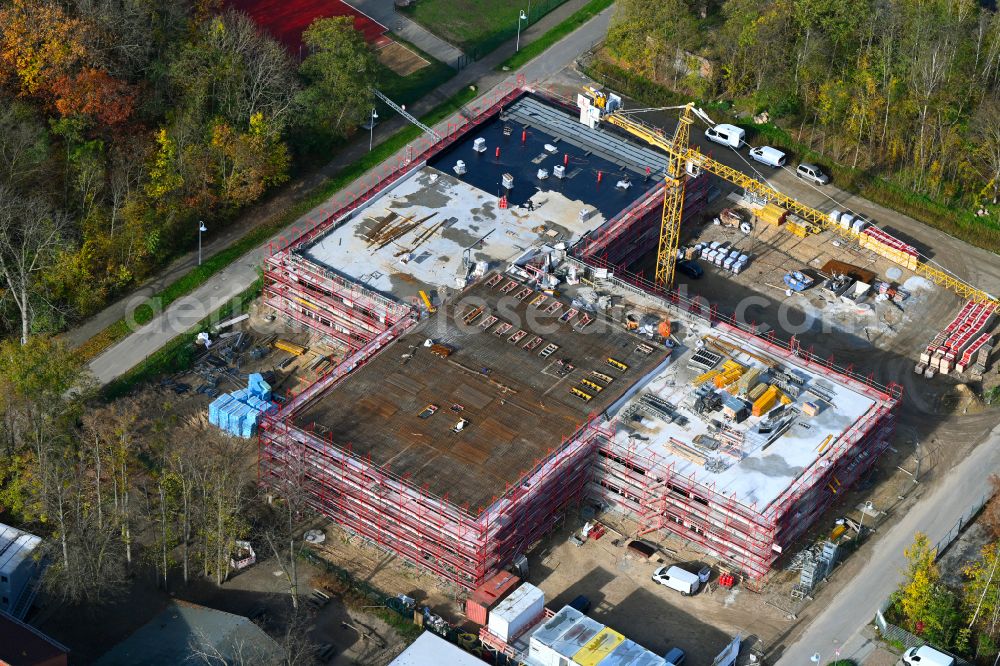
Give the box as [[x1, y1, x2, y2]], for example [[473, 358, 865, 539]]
[[971, 95, 1000, 205], [168, 11, 299, 129], [0, 0, 89, 96], [0, 188, 70, 343], [964, 541, 1000, 638], [899, 532, 941, 626], [297, 17, 377, 139], [210, 113, 291, 208], [52, 68, 137, 127], [896, 532, 963, 649]]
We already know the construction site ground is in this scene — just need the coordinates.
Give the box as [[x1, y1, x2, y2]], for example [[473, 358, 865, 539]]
[[112, 64, 1000, 665]]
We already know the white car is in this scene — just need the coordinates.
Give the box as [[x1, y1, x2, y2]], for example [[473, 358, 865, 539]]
[[796, 163, 830, 185], [748, 146, 787, 167]]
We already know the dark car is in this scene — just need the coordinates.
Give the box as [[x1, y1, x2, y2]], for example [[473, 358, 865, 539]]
[[676, 259, 704, 279]]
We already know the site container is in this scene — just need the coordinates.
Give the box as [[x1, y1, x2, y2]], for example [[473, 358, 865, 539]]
[[531, 614, 604, 666], [487, 583, 544, 642], [595, 638, 664, 666], [528, 606, 585, 666], [573, 627, 625, 666], [465, 572, 520, 625]]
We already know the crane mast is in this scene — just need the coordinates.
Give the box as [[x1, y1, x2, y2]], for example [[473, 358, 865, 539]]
[[578, 89, 995, 305]]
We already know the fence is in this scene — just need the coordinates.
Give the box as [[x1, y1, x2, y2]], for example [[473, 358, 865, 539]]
[[933, 492, 992, 558], [874, 597, 974, 666]]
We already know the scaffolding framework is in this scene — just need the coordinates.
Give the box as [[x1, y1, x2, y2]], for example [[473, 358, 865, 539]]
[[256, 83, 902, 587], [260, 412, 613, 589]]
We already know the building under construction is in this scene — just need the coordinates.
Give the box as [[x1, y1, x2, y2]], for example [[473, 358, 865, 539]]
[[258, 85, 900, 588]]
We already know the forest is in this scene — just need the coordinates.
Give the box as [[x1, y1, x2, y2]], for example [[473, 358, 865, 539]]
[[602, 0, 1000, 243], [0, 0, 376, 343]]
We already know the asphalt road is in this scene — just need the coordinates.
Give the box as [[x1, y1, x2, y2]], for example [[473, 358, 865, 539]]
[[777, 420, 1000, 665], [86, 4, 616, 385]]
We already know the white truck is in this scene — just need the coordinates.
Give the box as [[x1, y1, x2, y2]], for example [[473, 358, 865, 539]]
[[902, 646, 955, 666], [652, 565, 700, 595]]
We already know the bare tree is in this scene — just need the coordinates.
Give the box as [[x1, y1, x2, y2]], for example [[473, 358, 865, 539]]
[[0, 189, 70, 343], [972, 95, 1000, 205], [262, 443, 314, 611]]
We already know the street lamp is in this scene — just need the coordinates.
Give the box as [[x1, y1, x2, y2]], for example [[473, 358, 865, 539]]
[[516, 9, 527, 52], [368, 108, 378, 152], [198, 221, 207, 266]]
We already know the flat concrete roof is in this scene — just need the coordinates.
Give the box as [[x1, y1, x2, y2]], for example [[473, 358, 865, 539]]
[[300, 94, 665, 303], [301, 166, 620, 302], [605, 326, 882, 511], [292, 277, 669, 509]]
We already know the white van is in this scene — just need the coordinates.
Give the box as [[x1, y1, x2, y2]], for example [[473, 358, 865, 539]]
[[748, 146, 787, 167], [902, 646, 955, 666], [652, 565, 700, 595], [704, 124, 745, 149]]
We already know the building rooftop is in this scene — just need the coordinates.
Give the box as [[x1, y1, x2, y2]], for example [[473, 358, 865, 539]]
[[390, 631, 488, 666], [300, 94, 667, 302], [0, 610, 69, 666], [93, 601, 283, 666], [605, 326, 884, 511], [293, 276, 670, 509], [0, 524, 41, 576]]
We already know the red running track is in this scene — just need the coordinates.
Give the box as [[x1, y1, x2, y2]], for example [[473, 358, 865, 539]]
[[228, 0, 388, 52]]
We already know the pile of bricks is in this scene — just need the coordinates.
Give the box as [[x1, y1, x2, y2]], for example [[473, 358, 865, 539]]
[[919, 300, 995, 375]]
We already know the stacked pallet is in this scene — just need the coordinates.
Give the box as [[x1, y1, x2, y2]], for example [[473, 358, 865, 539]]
[[859, 227, 919, 269], [752, 385, 780, 417], [735, 368, 761, 396], [957, 333, 993, 373], [920, 301, 996, 374], [713, 360, 745, 389], [756, 204, 787, 227]]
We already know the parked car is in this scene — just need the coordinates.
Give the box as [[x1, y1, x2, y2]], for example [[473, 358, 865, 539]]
[[902, 646, 955, 666], [748, 146, 787, 167], [796, 163, 830, 185], [704, 124, 745, 149], [664, 647, 687, 666], [652, 565, 700, 595], [676, 259, 704, 279]]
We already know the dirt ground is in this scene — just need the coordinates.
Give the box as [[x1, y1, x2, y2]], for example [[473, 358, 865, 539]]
[[310, 523, 469, 619], [377, 40, 430, 77], [524, 513, 786, 665], [34, 553, 408, 665]]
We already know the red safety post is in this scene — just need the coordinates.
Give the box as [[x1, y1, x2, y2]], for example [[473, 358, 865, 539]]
[[597, 170, 602, 183], [564, 153, 569, 166], [495, 146, 500, 158]]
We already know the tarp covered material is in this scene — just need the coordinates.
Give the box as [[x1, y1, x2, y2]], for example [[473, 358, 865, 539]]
[[207, 377, 277, 439]]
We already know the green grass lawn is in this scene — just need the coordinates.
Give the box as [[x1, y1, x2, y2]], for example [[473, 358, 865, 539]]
[[497, 0, 613, 71], [399, 0, 569, 57], [376, 36, 456, 107]]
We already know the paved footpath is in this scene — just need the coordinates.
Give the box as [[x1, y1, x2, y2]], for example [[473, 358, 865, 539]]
[[348, 0, 465, 66], [86, 1, 614, 385], [777, 422, 1000, 665]]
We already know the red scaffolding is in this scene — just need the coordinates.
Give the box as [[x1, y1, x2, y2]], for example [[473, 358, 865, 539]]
[[260, 410, 613, 589]]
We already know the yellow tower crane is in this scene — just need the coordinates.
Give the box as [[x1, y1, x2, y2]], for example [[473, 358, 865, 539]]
[[578, 88, 996, 306]]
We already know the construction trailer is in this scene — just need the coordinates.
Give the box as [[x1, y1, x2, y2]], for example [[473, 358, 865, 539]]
[[255, 84, 901, 588]]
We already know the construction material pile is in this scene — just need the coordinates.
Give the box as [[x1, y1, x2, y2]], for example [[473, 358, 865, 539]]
[[919, 300, 995, 376], [208, 373, 276, 438]]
